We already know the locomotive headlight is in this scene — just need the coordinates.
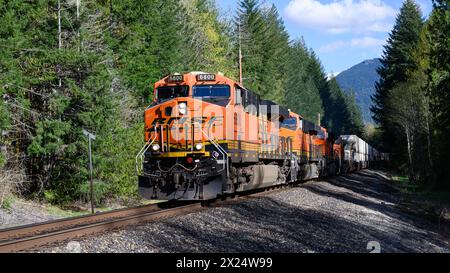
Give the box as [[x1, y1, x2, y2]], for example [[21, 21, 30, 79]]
[[151, 144, 160, 152], [195, 143, 203, 151], [178, 103, 188, 115]]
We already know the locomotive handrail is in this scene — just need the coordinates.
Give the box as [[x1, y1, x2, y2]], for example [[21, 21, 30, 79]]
[[136, 122, 229, 178], [194, 122, 229, 178], [135, 125, 158, 175]]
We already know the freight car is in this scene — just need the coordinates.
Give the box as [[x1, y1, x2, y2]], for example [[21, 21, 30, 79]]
[[136, 72, 387, 201]]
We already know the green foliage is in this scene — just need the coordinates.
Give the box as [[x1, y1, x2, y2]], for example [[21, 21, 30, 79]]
[[0, 0, 372, 206], [372, 0, 424, 151], [112, 0, 186, 102], [95, 123, 143, 198], [0, 100, 9, 131], [235, 0, 268, 95], [258, 5, 290, 103], [235, 0, 364, 134], [0, 196, 14, 211], [427, 0, 450, 187], [0, 155, 5, 169], [182, 0, 236, 78], [344, 91, 365, 136], [372, 0, 450, 187], [284, 40, 324, 122], [78, 180, 110, 205]]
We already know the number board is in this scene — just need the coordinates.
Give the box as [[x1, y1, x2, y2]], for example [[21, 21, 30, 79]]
[[196, 74, 216, 81], [167, 75, 184, 82]]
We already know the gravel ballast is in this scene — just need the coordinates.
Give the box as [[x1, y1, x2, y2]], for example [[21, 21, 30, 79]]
[[0, 200, 60, 229], [41, 169, 450, 253]]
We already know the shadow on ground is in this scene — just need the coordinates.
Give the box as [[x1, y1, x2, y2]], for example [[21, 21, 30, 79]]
[[138, 170, 450, 253]]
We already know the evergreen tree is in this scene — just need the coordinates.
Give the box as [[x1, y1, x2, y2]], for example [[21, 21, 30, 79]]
[[20, 1, 121, 202], [259, 5, 290, 103], [307, 53, 342, 132], [427, 0, 450, 187], [284, 39, 324, 122], [326, 78, 348, 134], [113, 0, 186, 103], [343, 91, 365, 136], [181, 0, 236, 78], [371, 0, 424, 151], [307, 52, 332, 121], [235, 0, 266, 93], [0, 0, 379, 204], [0, 0, 54, 188], [324, 78, 365, 136]]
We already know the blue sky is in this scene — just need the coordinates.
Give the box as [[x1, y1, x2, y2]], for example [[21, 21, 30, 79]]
[[216, 0, 432, 75]]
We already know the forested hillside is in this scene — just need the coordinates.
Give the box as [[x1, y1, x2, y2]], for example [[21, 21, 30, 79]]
[[371, 0, 450, 188], [336, 58, 381, 123], [0, 0, 364, 205]]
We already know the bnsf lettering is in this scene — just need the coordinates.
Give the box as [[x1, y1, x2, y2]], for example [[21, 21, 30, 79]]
[[150, 117, 223, 128]]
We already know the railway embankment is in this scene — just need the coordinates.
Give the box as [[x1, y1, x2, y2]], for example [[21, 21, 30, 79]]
[[33, 169, 450, 253]]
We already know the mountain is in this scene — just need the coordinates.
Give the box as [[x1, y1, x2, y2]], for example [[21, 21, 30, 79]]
[[335, 58, 382, 123]]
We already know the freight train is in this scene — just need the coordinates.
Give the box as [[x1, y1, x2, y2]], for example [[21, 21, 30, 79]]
[[136, 72, 388, 201]]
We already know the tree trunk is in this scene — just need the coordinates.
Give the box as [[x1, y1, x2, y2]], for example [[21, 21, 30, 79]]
[[425, 113, 435, 184], [406, 129, 415, 182]]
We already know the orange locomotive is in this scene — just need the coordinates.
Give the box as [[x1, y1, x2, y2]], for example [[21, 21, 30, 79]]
[[136, 72, 343, 201]]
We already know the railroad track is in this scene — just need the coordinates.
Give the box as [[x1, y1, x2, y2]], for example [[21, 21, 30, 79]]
[[0, 202, 203, 253], [0, 185, 289, 253]]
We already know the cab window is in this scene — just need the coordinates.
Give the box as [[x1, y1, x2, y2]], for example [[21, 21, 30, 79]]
[[193, 85, 231, 106], [157, 85, 189, 103], [317, 131, 326, 140], [193, 85, 230, 98], [281, 118, 298, 130]]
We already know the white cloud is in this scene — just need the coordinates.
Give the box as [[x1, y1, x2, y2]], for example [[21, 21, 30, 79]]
[[319, 37, 386, 53], [416, 0, 431, 16], [284, 0, 396, 34]]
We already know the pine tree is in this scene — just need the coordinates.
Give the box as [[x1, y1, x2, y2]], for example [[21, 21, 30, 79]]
[[343, 91, 365, 136], [307, 52, 341, 130], [323, 78, 365, 136], [113, 0, 187, 103], [180, 0, 236, 78], [371, 0, 424, 151], [326, 78, 348, 134], [259, 5, 290, 103], [235, 0, 266, 93], [0, 0, 384, 203], [284, 39, 324, 122], [427, 0, 450, 186], [0, 0, 54, 188]]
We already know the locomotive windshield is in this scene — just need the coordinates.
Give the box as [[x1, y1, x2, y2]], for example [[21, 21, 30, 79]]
[[193, 85, 230, 98], [193, 85, 230, 106], [281, 117, 298, 130], [157, 85, 189, 102]]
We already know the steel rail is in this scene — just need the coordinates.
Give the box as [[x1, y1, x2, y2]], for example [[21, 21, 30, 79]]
[[0, 184, 291, 253], [0, 203, 163, 242], [0, 203, 202, 253]]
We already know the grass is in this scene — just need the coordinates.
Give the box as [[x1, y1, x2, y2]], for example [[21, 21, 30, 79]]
[[391, 175, 420, 194], [391, 175, 450, 206], [45, 205, 88, 218], [0, 195, 15, 211], [0, 195, 152, 219], [44, 198, 166, 218]]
